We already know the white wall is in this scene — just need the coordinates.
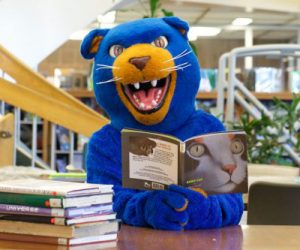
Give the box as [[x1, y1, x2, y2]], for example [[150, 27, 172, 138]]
[[0, 0, 122, 68]]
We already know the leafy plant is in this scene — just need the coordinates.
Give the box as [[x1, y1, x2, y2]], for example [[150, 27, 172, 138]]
[[143, 0, 174, 18], [233, 95, 300, 166]]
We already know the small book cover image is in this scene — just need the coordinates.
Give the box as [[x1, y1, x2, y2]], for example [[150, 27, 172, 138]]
[[122, 129, 248, 194]]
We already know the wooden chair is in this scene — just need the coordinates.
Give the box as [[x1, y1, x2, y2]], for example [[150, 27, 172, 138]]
[[0, 113, 14, 167], [247, 181, 300, 225]]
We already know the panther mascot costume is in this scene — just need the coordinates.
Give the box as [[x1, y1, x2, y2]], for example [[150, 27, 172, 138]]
[[81, 17, 243, 230]]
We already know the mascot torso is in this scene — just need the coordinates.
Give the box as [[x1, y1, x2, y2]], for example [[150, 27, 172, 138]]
[[81, 17, 243, 230]]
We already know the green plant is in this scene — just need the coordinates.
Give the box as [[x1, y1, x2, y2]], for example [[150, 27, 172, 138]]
[[142, 0, 174, 18], [233, 95, 300, 166]]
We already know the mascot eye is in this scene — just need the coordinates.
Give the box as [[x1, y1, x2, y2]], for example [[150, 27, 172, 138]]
[[231, 140, 244, 154], [188, 144, 205, 158], [109, 45, 124, 58], [151, 36, 168, 48]]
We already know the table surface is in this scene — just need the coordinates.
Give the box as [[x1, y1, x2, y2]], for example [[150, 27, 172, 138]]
[[0, 224, 300, 250]]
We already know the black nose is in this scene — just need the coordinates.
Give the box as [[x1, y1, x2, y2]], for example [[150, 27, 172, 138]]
[[129, 56, 150, 71]]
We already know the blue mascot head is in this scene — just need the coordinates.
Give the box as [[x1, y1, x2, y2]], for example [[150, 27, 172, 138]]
[[81, 17, 200, 133]]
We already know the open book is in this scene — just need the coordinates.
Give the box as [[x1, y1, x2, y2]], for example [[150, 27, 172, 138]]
[[122, 129, 248, 194]]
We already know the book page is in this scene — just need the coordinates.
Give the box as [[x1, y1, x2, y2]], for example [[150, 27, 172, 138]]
[[183, 131, 248, 194], [122, 130, 180, 190]]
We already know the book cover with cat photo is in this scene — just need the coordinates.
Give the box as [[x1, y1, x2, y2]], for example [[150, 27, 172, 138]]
[[121, 129, 248, 194]]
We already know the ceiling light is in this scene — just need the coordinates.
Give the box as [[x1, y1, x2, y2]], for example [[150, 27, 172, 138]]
[[69, 30, 90, 40], [232, 18, 253, 26], [188, 27, 221, 39], [100, 23, 117, 29], [188, 32, 198, 41], [97, 11, 116, 24]]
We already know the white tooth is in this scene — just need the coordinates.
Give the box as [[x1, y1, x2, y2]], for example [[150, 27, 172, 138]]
[[146, 105, 152, 109], [152, 100, 158, 106], [151, 80, 157, 87], [139, 103, 145, 109], [134, 83, 140, 89], [158, 89, 162, 95]]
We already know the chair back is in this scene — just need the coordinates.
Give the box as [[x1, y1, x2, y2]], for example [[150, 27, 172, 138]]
[[248, 181, 300, 225]]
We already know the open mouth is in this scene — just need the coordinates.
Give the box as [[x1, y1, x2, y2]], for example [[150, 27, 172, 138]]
[[122, 75, 171, 114]]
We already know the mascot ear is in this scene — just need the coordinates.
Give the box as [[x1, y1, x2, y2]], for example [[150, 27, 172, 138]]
[[162, 17, 189, 39], [80, 29, 109, 59]]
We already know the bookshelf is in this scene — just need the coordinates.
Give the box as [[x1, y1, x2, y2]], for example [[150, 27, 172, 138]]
[[67, 89, 300, 101], [197, 91, 299, 100], [16, 89, 298, 171]]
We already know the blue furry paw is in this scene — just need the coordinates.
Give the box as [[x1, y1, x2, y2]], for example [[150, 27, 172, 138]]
[[169, 185, 243, 229], [169, 185, 214, 229], [145, 190, 189, 231]]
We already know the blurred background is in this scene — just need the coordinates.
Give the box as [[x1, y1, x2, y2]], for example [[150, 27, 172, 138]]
[[0, 0, 299, 172]]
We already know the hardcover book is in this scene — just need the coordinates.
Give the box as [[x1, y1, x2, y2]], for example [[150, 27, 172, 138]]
[[0, 220, 120, 238], [0, 232, 118, 246], [122, 129, 248, 194], [0, 179, 112, 197], [0, 213, 117, 225], [0, 192, 113, 208], [0, 203, 113, 218]]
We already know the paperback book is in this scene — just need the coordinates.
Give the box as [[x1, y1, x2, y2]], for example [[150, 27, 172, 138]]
[[48, 172, 87, 183], [0, 179, 112, 196], [122, 129, 248, 194]]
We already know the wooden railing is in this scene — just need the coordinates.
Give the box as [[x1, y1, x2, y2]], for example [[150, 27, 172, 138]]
[[0, 45, 109, 137], [0, 45, 109, 169], [0, 113, 14, 167]]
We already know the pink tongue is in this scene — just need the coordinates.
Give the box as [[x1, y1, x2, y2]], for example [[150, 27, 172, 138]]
[[135, 88, 157, 105]]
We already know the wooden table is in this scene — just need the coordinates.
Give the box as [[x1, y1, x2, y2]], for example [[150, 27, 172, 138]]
[[0, 224, 300, 250]]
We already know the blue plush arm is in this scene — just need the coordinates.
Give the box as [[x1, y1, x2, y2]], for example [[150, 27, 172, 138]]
[[169, 185, 244, 229], [87, 126, 188, 230]]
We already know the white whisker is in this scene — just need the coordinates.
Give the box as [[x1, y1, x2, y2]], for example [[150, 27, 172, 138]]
[[95, 64, 120, 70], [96, 64, 119, 68], [169, 49, 188, 60], [177, 64, 191, 71], [96, 67, 119, 71], [161, 64, 191, 72], [163, 62, 189, 69], [95, 77, 122, 85], [160, 62, 189, 71], [164, 49, 193, 63]]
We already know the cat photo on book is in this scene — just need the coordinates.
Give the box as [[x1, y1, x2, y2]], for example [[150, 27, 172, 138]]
[[185, 133, 247, 193], [128, 136, 157, 156]]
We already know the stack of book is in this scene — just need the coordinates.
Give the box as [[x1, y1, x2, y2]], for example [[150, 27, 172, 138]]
[[0, 179, 119, 248]]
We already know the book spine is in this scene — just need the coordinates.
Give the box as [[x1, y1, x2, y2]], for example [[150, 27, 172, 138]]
[[178, 142, 186, 186], [0, 186, 63, 196], [65, 203, 113, 218], [0, 220, 73, 238], [0, 204, 65, 217], [0, 193, 64, 208], [0, 233, 68, 245], [0, 214, 66, 225]]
